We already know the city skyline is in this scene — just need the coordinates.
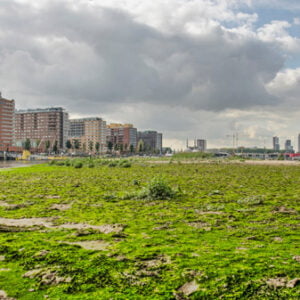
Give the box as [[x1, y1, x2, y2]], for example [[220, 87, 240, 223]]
[[0, 1, 299, 150]]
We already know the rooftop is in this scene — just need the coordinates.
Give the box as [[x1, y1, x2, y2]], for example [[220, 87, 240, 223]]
[[16, 107, 66, 113]]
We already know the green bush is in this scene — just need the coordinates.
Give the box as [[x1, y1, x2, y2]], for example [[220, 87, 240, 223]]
[[74, 162, 83, 169], [65, 160, 71, 166], [108, 162, 117, 167], [120, 162, 131, 168], [146, 176, 176, 200]]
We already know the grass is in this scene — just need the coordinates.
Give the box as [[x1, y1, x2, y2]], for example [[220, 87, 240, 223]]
[[0, 159, 299, 299]]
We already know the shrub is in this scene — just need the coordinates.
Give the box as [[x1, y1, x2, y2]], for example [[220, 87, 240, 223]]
[[120, 162, 131, 168], [55, 161, 65, 166], [133, 179, 140, 186], [108, 162, 117, 167], [146, 176, 176, 200], [74, 162, 83, 169], [88, 163, 95, 168], [65, 160, 71, 166]]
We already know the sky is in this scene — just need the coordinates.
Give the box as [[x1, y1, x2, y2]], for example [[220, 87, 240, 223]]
[[0, 0, 300, 150]]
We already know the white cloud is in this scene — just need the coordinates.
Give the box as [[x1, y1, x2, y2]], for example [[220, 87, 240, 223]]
[[257, 21, 300, 53], [0, 0, 299, 149]]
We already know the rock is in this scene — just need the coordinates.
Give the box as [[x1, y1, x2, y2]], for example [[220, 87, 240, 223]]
[[62, 240, 110, 251], [292, 256, 300, 262], [273, 237, 283, 242], [286, 278, 300, 288], [273, 206, 297, 214], [45, 195, 61, 199], [188, 222, 211, 231], [23, 268, 71, 285], [58, 223, 125, 234], [0, 256, 5, 261], [178, 280, 199, 296], [23, 269, 43, 279], [139, 255, 171, 269], [0, 290, 15, 300], [34, 250, 50, 258], [266, 277, 287, 288], [50, 204, 72, 211]]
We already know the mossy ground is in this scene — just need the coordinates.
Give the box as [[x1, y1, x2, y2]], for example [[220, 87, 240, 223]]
[[0, 160, 299, 299]]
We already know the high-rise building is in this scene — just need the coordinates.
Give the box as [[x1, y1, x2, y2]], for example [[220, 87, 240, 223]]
[[284, 139, 293, 153], [15, 107, 69, 151], [0, 92, 15, 150], [195, 139, 207, 152], [273, 136, 280, 151], [107, 123, 137, 150], [69, 117, 107, 153], [137, 130, 163, 153]]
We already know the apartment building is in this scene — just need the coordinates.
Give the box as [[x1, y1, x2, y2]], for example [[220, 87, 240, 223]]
[[107, 123, 137, 150], [137, 130, 163, 153], [0, 92, 15, 150], [273, 136, 280, 151], [196, 139, 207, 152], [15, 107, 69, 151], [69, 117, 107, 153]]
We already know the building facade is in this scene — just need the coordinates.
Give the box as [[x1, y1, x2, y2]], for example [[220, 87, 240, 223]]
[[284, 139, 293, 153], [137, 130, 163, 153], [0, 93, 15, 150], [69, 117, 107, 153], [107, 124, 137, 151], [273, 136, 280, 151], [15, 107, 69, 151], [196, 139, 207, 152]]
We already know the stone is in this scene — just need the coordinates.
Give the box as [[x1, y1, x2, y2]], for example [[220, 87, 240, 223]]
[[178, 280, 199, 296]]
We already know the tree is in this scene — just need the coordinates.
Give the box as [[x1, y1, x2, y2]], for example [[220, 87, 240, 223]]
[[130, 144, 135, 153], [74, 139, 80, 150], [24, 138, 31, 151], [66, 140, 72, 150], [137, 140, 144, 153], [52, 141, 58, 154], [45, 140, 51, 154], [119, 144, 124, 153], [114, 144, 119, 152], [107, 141, 113, 153], [88, 140, 94, 152], [95, 142, 100, 154]]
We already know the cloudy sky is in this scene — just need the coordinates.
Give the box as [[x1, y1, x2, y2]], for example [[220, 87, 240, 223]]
[[0, 0, 300, 150]]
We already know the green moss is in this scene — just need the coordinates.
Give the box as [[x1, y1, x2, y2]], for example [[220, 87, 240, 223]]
[[0, 161, 299, 299]]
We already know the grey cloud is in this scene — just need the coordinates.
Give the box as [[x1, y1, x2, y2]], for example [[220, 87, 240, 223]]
[[0, 0, 284, 113]]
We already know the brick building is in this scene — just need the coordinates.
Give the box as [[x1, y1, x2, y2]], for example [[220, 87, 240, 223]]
[[69, 117, 107, 153], [15, 107, 69, 151], [107, 123, 137, 151], [0, 93, 15, 150]]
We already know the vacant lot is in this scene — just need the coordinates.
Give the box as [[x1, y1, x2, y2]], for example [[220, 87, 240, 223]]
[[0, 160, 299, 299]]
